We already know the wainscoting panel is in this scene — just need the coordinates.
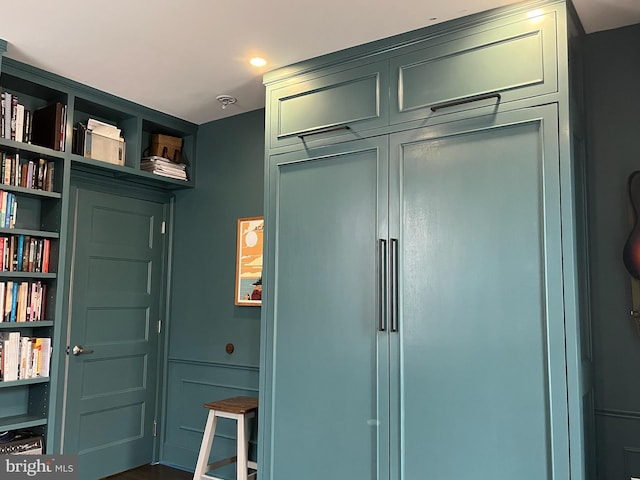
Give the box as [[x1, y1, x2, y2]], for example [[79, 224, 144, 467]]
[[162, 359, 259, 470], [595, 410, 640, 479]]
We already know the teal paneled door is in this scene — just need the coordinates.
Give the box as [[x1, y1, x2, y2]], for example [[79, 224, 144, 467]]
[[390, 105, 569, 479], [263, 137, 389, 480], [62, 187, 167, 480]]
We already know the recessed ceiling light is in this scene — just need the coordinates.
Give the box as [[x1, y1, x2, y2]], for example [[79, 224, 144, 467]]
[[250, 57, 267, 67], [250, 57, 266, 67]]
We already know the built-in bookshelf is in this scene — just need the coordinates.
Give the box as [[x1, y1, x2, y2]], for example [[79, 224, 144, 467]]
[[0, 140, 62, 438], [0, 40, 198, 451]]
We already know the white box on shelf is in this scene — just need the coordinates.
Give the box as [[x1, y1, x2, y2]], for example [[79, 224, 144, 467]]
[[84, 130, 125, 166]]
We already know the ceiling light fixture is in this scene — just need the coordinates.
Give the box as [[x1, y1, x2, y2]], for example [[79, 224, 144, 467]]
[[250, 57, 267, 67], [216, 94, 237, 110]]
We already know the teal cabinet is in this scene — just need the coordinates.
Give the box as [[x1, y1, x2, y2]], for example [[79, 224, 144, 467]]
[[260, 1, 589, 479], [389, 11, 559, 124], [390, 105, 569, 479], [267, 61, 389, 150]]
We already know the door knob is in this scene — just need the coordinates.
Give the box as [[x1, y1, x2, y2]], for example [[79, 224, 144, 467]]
[[72, 345, 94, 356]]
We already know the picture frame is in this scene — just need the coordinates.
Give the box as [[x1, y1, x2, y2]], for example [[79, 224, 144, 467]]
[[235, 216, 264, 306]]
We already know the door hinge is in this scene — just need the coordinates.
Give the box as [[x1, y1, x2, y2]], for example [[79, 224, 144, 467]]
[[153, 419, 157, 437], [161, 221, 166, 234], [157, 320, 162, 334]]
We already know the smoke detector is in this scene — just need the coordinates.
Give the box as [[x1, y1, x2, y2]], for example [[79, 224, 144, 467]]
[[216, 95, 237, 109]]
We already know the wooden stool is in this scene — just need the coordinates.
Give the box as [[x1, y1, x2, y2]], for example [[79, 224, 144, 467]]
[[193, 396, 258, 480]]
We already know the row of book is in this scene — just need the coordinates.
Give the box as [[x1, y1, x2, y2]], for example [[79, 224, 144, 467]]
[[0, 281, 48, 323], [0, 92, 66, 152], [0, 333, 51, 381], [0, 155, 55, 192], [141, 156, 188, 181], [0, 235, 51, 274]]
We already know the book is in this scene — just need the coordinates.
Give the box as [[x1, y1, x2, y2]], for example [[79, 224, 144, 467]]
[[44, 161, 54, 192], [23, 109, 32, 144], [39, 283, 47, 321], [3, 156, 11, 185], [37, 159, 46, 190], [42, 239, 50, 273], [14, 103, 24, 142], [3, 92, 11, 139], [16, 235, 24, 272], [31, 102, 63, 151], [9, 192, 16, 228], [0, 282, 5, 322], [17, 282, 28, 322], [19, 336, 32, 378], [1, 93, 5, 139], [10, 96, 17, 140], [10, 282, 18, 322], [28, 237, 35, 273], [3, 282, 11, 322], [0, 331, 19, 380]]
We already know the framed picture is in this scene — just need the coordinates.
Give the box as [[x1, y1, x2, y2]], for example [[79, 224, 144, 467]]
[[235, 216, 264, 306]]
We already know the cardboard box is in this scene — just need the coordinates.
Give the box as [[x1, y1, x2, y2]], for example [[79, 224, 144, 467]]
[[85, 130, 125, 166], [150, 134, 182, 163]]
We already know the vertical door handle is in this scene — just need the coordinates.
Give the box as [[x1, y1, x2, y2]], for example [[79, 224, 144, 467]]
[[378, 239, 387, 331], [390, 238, 399, 332]]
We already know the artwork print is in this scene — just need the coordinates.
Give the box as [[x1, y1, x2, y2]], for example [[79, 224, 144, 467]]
[[235, 217, 264, 306]]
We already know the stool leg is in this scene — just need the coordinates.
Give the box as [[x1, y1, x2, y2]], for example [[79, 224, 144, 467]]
[[193, 411, 218, 480], [237, 414, 248, 480]]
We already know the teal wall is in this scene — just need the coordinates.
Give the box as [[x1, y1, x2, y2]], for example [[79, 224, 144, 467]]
[[162, 108, 265, 469], [584, 23, 640, 479]]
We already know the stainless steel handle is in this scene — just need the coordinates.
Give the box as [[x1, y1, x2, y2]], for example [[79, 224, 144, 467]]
[[390, 238, 399, 332], [430, 92, 502, 112], [378, 239, 387, 332], [72, 345, 94, 356]]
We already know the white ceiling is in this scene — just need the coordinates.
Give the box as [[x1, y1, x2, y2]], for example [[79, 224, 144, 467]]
[[1, 0, 638, 125]]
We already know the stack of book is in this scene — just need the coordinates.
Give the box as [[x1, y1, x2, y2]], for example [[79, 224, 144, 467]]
[[141, 155, 188, 181], [0, 333, 51, 381], [0, 93, 66, 151]]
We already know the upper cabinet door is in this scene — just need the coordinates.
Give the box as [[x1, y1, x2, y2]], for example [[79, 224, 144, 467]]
[[267, 61, 389, 151], [390, 11, 559, 124]]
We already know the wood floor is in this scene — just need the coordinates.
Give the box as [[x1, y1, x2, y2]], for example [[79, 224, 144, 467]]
[[101, 464, 193, 480]]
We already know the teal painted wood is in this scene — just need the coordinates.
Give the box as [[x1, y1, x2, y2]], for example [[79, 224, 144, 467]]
[[268, 61, 389, 150], [390, 9, 559, 124], [61, 186, 167, 480], [389, 105, 568, 479], [261, 137, 389, 480]]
